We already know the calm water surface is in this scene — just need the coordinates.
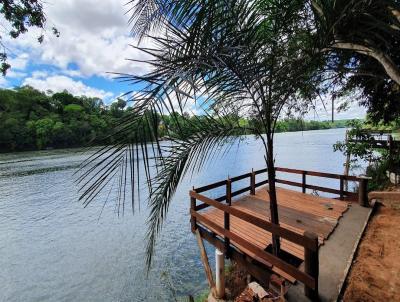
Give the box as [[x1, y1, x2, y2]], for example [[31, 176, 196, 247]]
[[0, 129, 361, 302]]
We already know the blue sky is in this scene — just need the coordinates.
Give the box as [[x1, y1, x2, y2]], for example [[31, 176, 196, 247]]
[[1, 0, 366, 120], [1, 0, 151, 103]]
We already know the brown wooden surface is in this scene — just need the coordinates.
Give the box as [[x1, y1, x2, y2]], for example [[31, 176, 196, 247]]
[[190, 190, 318, 251], [195, 229, 216, 295], [196, 186, 349, 283], [192, 210, 316, 289]]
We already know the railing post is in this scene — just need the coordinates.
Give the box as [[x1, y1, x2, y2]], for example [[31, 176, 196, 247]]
[[215, 249, 225, 298], [304, 231, 319, 301], [250, 169, 256, 195], [339, 176, 344, 200], [358, 176, 369, 207], [302, 171, 306, 194], [190, 193, 197, 232], [388, 135, 394, 165], [224, 178, 232, 256]]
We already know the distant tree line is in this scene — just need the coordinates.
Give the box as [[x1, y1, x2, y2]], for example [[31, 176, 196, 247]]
[[0, 86, 349, 152]]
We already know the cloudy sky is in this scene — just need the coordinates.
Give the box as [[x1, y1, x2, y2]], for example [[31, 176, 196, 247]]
[[1, 0, 366, 120]]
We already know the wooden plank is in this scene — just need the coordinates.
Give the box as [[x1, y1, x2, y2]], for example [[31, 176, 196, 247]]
[[275, 167, 360, 181], [232, 186, 251, 197], [255, 179, 269, 187], [235, 188, 344, 237], [195, 229, 216, 296], [234, 198, 335, 239], [254, 168, 268, 175], [304, 231, 319, 300], [225, 179, 232, 253], [231, 173, 251, 182], [253, 188, 348, 219], [275, 179, 356, 198], [203, 209, 305, 260], [192, 210, 316, 289], [190, 191, 318, 251], [195, 180, 227, 193]]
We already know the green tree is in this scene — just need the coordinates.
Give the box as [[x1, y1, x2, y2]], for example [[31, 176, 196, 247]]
[[310, 0, 400, 123], [0, 0, 59, 75], [28, 118, 55, 149]]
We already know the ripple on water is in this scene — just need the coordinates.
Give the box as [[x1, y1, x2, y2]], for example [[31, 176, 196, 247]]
[[0, 129, 362, 302]]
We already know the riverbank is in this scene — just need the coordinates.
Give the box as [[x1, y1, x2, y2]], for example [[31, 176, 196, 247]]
[[0, 86, 351, 153], [342, 186, 400, 301]]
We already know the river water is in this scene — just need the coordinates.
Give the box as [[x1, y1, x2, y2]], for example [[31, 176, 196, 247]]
[[0, 128, 361, 302]]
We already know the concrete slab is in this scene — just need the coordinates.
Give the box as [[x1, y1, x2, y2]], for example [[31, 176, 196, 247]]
[[287, 203, 373, 302]]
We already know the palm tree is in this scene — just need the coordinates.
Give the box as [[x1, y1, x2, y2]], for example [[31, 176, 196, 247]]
[[77, 0, 324, 266]]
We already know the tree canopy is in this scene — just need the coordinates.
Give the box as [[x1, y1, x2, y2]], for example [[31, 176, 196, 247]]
[[0, 0, 59, 75], [311, 0, 400, 123]]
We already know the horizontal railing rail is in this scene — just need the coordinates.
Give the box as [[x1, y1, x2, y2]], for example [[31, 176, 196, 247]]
[[193, 167, 364, 207], [275, 167, 361, 181]]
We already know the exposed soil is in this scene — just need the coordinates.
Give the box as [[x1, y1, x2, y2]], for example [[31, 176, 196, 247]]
[[225, 262, 250, 299], [343, 198, 400, 301]]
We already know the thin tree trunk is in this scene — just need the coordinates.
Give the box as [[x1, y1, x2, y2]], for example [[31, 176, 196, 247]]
[[266, 133, 280, 256]]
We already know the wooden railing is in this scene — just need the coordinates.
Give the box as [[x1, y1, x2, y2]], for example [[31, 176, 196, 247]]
[[194, 167, 367, 211], [190, 167, 367, 300]]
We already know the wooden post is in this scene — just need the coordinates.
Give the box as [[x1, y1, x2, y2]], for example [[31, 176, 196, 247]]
[[250, 169, 256, 195], [388, 135, 393, 154], [195, 229, 216, 296], [302, 171, 306, 194], [388, 135, 394, 165], [358, 177, 369, 207], [191, 195, 196, 232], [215, 249, 225, 299], [343, 130, 351, 192], [304, 231, 319, 301], [339, 176, 344, 200], [225, 178, 232, 255]]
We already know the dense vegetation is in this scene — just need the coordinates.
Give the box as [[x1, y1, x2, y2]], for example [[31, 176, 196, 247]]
[[0, 86, 125, 152], [0, 86, 350, 152], [334, 119, 400, 191]]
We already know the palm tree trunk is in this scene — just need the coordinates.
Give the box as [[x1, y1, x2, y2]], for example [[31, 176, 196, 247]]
[[266, 133, 280, 256]]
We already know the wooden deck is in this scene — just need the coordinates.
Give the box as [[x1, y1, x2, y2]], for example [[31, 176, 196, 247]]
[[200, 186, 349, 281], [190, 167, 368, 299]]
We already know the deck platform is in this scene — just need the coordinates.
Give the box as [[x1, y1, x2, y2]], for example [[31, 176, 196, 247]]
[[190, 167, 370, 300], [201, 186, 349, 281]]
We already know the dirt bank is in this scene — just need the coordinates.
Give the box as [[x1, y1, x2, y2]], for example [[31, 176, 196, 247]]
[[343, 202, 400, 301]]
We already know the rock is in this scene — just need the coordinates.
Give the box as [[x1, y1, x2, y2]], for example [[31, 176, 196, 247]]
[[234, 282, 280, 302], [248, 282, 269, 299]]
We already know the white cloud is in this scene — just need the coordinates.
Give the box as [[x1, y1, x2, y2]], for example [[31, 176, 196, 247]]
[[3, 53, 29, 79], [23, 75, 114, 100], [6, 70, 27, 79], [8, 53, 29, 70], [5, 0, 151, 78], [0, 76, 9, 87]]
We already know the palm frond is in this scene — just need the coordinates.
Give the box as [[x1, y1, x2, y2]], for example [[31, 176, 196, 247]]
[[78, 0, 324, 268]]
